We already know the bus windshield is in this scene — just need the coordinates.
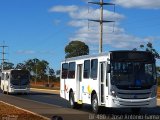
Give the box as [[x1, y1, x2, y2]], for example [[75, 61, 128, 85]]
[[10, 70, 30, 86], [111, 62, 156, 90]]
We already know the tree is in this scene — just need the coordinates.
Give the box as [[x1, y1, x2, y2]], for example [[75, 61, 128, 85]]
[[49, 68, 55, 77], [3, 62, 14, 70], [25, 58, 40, 76], [65, 41, 89, 58], [36, 60, 49, 79], [140, 42, 160, 59], [56, 70, 60, 76], [14, 58, 58, 84], [24, 58, 49, 82], [15, 63, 26, 70]]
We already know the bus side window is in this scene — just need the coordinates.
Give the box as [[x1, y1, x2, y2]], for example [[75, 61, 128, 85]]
[[2, 73, 4, 80], [62, 63, 68, 79], [83, 60, 90, 79], [68, 62, 75, 79], [4, 74, 6, 80], [6, 73, 9, 80], [91, 59, 98, 79]]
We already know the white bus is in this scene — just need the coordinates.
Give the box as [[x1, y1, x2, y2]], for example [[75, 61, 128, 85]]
[[1, 69, 30, 94], [60, 51, 157, 113]]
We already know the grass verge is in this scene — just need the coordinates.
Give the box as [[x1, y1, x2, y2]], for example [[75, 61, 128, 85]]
[[158, 87, 160, 98], [30, 85, 59, 90], [0, 101, 48, 120]]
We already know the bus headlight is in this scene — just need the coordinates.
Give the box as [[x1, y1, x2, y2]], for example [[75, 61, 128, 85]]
[[111, 90, 117, 97], [10, 85, 13, 88]]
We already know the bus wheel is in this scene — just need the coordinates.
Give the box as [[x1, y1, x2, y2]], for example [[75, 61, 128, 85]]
[[131, 108, 141, 114], [7, 90, 9, 95], [69, 92, 77, 109], [91, 94, 100, 114]]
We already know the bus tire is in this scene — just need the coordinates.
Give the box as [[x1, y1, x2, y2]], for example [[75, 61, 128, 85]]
[[74, 103, 83, 109], [7, 89, 9, 95], [69, 92, 77, 109], [91, 94, 101, 114], [131, 108, 141, 114]]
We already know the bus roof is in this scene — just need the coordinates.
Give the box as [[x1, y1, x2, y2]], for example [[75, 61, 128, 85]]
[[63, 52, 109, 62], [62, 50, 153, 63], [2, 69, 27, 73]]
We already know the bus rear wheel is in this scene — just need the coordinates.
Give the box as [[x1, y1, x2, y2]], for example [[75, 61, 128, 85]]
[[91, 94, 101, 114], [69, 92, 77, 109]]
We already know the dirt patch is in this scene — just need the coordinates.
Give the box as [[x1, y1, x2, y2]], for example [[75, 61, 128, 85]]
[[31, 82, 60, 87], [0, 101, 47, 120], [30, 81, 60, 90], [157, 87, 160, 98]]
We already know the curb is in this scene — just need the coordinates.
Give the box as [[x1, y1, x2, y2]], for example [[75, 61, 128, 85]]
[[0, 101, 50, 120]]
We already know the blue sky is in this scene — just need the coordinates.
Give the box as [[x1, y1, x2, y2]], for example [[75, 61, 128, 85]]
[[0, 0, 160, 70]]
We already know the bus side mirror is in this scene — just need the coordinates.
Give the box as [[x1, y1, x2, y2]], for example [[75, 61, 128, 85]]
[[107, 64, 111, 73]]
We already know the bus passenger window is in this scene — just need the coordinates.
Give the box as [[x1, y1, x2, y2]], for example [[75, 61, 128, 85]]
[[2, 73, 4, 80], [83, 60, 90, 78], [6, 73, 9, 80], [62, 63, 68, 79], [91, 59, 98, 79], [68, 62, 76, 79]]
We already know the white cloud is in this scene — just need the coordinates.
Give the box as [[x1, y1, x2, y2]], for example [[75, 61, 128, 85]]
[[16, 50, 54, 55], [112, 0, 160, 9], [69, 24, 150, 49], [49, 5, 78, 13], [50, 4, 158, 52], [68, 20, 87, 27], [16, 50, 36, 55], [53, 19, 61, 25]]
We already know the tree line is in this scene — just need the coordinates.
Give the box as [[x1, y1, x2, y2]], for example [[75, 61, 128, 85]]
[[0, 40, 160, 85], [1, 58, 60, 83]]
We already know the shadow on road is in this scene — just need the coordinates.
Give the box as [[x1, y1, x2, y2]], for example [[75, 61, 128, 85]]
[[7, 91, 57, 96], [74, 104, 160, 115], [28, 92, 57, 96]]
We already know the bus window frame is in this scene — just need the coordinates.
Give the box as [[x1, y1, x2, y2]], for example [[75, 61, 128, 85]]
[[62, 63, 69, 79], [68, 62, 76, 79], [2, 73, 4, 80], [83, 60, 90, 79], [91, 59, 98, 80]]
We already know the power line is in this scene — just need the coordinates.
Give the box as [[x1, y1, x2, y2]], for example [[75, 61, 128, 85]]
[[88, 0, 115, 53]]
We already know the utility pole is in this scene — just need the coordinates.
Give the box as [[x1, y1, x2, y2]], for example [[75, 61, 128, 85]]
[[88, 0, 115, 53], [0, 43, 8, 71]]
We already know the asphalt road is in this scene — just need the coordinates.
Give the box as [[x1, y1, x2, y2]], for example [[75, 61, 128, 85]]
[[1, 89, 160, 120]]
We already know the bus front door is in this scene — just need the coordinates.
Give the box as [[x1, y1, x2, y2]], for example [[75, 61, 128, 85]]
[[99, 62, 107, 105], [77, 64, 83, 104]]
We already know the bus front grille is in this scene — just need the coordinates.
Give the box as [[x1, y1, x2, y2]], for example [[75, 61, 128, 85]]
[[117, 92, 151, 99]]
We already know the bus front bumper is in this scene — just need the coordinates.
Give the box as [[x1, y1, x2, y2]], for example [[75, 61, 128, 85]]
[[108, 97, 157, 108], [9, 88, 30, 93]]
